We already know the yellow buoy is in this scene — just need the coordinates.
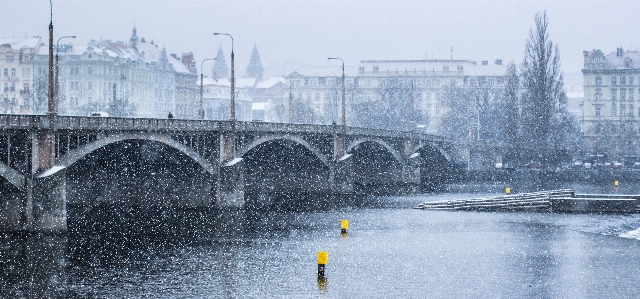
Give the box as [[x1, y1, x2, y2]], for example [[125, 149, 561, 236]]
[[615, 180, 619, 187], [317, 251, 329, 279], [341, 219, 349, 234]]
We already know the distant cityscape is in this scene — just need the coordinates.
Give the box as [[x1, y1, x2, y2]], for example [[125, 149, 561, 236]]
[[1, 27, 638, 158]]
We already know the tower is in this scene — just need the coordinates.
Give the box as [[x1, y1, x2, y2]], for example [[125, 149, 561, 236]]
[[211, 45, 229, 80], [246, 43, 264, 81]]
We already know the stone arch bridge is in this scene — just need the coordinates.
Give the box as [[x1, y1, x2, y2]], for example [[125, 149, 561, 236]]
[[0, 115, 462, 232]]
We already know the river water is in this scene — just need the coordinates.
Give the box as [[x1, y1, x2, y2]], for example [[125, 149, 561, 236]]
[[1, 182, 639, 298]]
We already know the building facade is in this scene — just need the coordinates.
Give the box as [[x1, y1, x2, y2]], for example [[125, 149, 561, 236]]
[[582, 48, 640, 158], [286, 59, 507, 132], [33, 28, 197, 118], [0, 37, 41, 114]]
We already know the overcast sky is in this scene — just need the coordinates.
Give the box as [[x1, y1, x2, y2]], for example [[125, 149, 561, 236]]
[[1, 0, 637, 83]]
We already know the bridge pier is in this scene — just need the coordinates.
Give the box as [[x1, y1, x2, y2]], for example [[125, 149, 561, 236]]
[[30, 169, 67, 232], [215, 130, 245, 208]]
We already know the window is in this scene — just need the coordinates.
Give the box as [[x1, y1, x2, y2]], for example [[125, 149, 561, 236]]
[[622, 76, 627, 86], [88, 67, 93, 75], [3, 68, 7, 76], [611, 89, 617, 101], [315, 93, 320, 102], [595, 77, 602, 86], [435, 79, 441, 86], [21, 68, 30, 77], [621, 104, 626, 116], [630, 89, 635, 101], [74, 67, 79, 75], [11, 68, 15, 77], [611, 102, 617, 116], [23, 55, 29, 63], [3, 83, 7, 92], [595, 88, 602, 101], [630, 76, 635, 85], [366, 79, 371, 86], [10, 84, 15, 92], [612, 77, 617, 85], [621, 89, 627, 101], [594, 105, 601, 116], [629, 104, 634, 116], [426, 79, 432, 86], [435, 103, 440, 115], [23, 83, 29, 91], [310, 79, 316, 86], [88, 82, 92, 90], [6, 55, 14, 62]]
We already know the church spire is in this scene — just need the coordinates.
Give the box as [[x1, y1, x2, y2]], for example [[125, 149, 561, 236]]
[[211, 45, 229, 80], [246, 43, 264, 81]]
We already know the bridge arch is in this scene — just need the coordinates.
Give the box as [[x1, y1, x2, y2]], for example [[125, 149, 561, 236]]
[[237, 135, 329, 166], [56, 133, 216, 174], [347, 138, 403, 164], [413, 143, 452, 162]]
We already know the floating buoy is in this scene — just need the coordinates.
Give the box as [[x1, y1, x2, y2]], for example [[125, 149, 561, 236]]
[[317, 251, 328, 279], [340, 219, 349, 234]]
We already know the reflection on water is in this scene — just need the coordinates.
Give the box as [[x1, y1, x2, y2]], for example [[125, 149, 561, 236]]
[[1, 183, 639, 298]]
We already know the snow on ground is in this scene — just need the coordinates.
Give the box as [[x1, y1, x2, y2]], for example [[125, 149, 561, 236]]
[[619, 227, 640, 240]]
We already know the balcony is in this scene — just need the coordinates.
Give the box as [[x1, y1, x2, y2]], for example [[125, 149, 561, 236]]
[[19, 90, 30, 96]]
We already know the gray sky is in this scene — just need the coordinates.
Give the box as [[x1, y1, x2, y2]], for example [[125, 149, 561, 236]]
[[1, 0, 637, 83]]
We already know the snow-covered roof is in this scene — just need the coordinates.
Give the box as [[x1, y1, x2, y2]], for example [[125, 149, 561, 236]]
[[291, 65, 359, 77], [169, 55, 192, 74], [256, 77, 285, 89], [359, 60, 508, 76], [202, 77, 257, 88], [604, 51, 640, 69], [0, 37, 41, 50], [291, 60, 508, 77], [236, 77, 256, 88]]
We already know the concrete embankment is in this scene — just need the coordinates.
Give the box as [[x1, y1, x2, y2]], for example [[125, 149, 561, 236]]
[[415, 189, 640, 213]]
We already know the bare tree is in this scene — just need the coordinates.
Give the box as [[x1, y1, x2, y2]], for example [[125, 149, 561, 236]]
[[520, 11, 565, 168], [499, 62, 520, 164]]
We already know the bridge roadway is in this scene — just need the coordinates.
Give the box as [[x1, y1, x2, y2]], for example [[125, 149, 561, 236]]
[[0, 114, 460, 233]]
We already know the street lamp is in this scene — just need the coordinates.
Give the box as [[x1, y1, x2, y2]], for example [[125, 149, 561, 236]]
[[328, 57, 345, 126], [55, 35, 75, 114], [199, 58, 216, 119], [47, 0, 54, 120], [213, 33, 235, 121]]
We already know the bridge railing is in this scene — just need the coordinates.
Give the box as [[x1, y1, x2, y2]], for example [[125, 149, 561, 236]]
[[0, 114, 450, 143]]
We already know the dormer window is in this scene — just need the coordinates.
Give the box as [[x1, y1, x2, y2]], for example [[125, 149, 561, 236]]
[[625, 57, 632, 68]]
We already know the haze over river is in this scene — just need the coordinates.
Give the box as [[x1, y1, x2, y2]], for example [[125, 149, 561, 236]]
[[1, 182, 639, 298]]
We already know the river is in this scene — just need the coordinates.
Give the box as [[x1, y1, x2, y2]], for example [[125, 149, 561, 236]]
[[1, 182, 639, 298]]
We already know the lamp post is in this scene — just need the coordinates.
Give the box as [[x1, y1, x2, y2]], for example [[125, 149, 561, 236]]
[[213, 33, 235, 121], [199, 58, 216, 119], [328, 57, 345, 126], [47, 0, 54, 122], [55, 35, 75, 114]]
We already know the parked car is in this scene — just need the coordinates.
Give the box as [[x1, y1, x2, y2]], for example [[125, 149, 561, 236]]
[[89, 111, 109, 117]]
